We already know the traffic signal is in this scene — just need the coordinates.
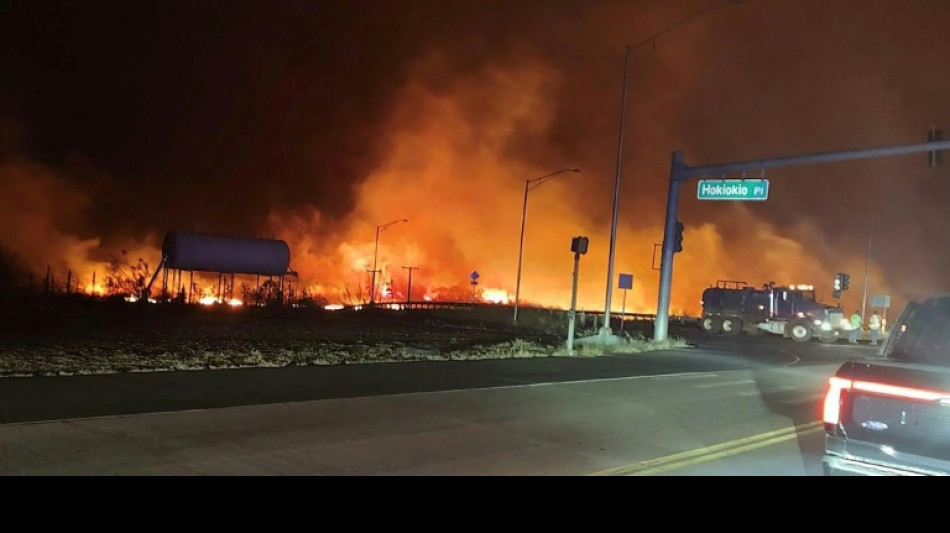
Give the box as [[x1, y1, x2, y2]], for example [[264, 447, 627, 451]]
[[841, 273, 850, 291], [833, 273, 842, 299], [674, 221, 684, 253], [571, 236, 589, 255]]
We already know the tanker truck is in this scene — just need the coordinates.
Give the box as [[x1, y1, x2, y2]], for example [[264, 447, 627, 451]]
[[700, 280, 848, 343]]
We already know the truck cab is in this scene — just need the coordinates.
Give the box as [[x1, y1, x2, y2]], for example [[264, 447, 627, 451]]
[[760, 284, 846, 342], [701, 281, 846, 342]]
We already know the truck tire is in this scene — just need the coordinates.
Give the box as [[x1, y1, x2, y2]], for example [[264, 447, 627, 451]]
[[701, 316, 722, 335], [721, 317, 742, 336], [788, 319, 812, 343], [817, 330, 838, 344]]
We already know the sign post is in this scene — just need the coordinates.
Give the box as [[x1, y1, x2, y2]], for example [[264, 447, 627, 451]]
[[871, 294, 891, 332], [567, 237, 589, 355], [470, 270, 479, 303], [618, 273, 634, 335]]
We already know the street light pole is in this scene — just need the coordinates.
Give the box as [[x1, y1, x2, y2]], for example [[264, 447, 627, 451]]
[[513, 179, 531, 325], [512, 167, 582, 324], [601, 44, 632, 340], [861, 176, 893, 322], [861, 212, 874, 323], [370, 218, 408, 305]]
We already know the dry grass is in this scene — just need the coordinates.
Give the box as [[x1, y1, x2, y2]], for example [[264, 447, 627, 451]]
[[0, 301, 691, 377], [553, 333, 691, 357]]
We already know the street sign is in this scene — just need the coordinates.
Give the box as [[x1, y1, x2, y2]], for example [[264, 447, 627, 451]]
[[470, 270, 479, 281], [697, 179, 769, 201], [871, 295, 891, 308], [618, 273, 633, 290]]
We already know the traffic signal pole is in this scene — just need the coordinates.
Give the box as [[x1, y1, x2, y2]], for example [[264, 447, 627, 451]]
[[654, 152, 686, 344], [654, 138, 950, 342]]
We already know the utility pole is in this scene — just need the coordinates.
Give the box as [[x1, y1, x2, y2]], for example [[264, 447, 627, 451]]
[[402, 266, 419, 306], [366, 267, 380, 305]]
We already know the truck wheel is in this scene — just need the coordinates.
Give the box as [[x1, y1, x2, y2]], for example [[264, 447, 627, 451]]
[[701, 317, 722, 335], [721, 317, 742, 336], [788, 319, 812, 342], [818, 330, 838, 344]]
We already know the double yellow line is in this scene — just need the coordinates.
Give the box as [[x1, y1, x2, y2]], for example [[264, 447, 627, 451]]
[[589, 420, 823, 476]]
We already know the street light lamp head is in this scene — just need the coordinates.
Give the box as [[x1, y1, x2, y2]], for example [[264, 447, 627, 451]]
[[378, 218, 409, 231], [371, 217, 409, 305], [569, 167, 582, 173]]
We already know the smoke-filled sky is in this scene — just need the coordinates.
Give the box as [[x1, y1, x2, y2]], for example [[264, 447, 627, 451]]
[[3, 0, 950, 315]]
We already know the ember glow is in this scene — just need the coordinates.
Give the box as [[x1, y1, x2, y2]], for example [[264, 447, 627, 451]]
[[481, 288, 511, 305], [198, 297, 243, 307]]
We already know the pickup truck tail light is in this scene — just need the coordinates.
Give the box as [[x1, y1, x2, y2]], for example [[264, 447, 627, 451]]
[[823, 377, 851, 425], [823, 375, 950, 426]]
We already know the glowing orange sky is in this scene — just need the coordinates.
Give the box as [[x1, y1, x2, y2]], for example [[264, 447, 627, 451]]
[[3, 0, 940, 319]]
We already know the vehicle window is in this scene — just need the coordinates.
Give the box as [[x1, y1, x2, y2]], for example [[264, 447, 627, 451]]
[[881, 301, 919, 359], [888, 298, 950, 366]]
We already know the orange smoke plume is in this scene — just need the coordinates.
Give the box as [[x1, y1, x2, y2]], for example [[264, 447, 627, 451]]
[[267, 52, 898, 316]]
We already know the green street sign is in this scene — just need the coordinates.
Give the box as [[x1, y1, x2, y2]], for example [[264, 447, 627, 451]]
[[697, 179, 769, 201]]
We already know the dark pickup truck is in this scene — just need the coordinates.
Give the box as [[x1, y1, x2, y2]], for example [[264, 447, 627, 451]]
[[823, 296, 950, 476]]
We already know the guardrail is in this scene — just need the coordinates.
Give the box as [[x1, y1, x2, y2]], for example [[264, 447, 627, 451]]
[[342, 301, 699, 325]]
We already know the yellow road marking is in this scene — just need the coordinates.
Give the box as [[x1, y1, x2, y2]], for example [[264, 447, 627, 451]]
[[589, 420, 824, 476]]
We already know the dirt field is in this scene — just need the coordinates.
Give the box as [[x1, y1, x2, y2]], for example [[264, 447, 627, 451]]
[[0, 297, 668, 377]]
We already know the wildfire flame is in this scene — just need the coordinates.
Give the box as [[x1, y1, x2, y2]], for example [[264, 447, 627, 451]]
[[480, 288, 510, 305], [0, 46, 905, 317]]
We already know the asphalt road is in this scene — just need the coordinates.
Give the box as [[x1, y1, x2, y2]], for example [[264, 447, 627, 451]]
[[0, 329, 880, 475]]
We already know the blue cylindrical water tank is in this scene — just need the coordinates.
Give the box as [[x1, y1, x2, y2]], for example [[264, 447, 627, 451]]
[[162, 231, 291, 276]]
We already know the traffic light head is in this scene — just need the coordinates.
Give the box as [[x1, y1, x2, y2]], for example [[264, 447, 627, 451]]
[[674, 221, 684, 253], [571, 236, 589, 255], [842, 273, 851, 291], [833, 273, 842, 292]]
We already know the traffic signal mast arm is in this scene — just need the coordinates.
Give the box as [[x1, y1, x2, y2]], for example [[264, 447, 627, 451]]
[[655, 137, 950, 342], [674, 139, 950, 182]]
